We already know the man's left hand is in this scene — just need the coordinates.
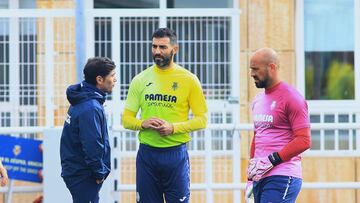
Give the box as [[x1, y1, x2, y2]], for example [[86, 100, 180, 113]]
[[154, 121, 174, 136]]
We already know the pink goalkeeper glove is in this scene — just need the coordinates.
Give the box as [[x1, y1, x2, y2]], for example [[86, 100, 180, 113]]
[[247, 152, 282, 181]]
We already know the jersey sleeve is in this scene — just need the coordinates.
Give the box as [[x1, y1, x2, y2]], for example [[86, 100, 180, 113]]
[[278, 127, 311, 161], [122, 77, 144, 130], [122, 109, 143, 131], [124, 77, 141, 112], [173, 75, 208, 134], [287, 95, 310, 131]]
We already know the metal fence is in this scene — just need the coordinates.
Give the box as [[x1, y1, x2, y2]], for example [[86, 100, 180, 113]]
[[0, 9, 76, 128]]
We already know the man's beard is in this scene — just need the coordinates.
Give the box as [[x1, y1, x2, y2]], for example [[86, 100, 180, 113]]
[[253, 73, 269, 88], [255, 79, 267, 88], [153, 51, 174, 68]]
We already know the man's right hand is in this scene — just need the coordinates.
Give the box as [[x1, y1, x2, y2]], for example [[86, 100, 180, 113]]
[[96, 179, 104, 184], [141, 117, 165, 129], [0, 163, 8, 186], [247, 157, 274, 181]]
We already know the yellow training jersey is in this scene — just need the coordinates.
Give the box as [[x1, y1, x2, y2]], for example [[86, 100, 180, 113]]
[[122, 63, 207, 147]]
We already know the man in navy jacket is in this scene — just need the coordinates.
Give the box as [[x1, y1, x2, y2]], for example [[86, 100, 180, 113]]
[[60, 57, 116, 203]]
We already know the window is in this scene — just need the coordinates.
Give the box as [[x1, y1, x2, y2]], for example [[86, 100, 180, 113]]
[[94, 17, 112, 58], [0, 18, 9, 102], [0, 0, 8, 8], [167, 0, 233, 8], [304, 0, 354, 100], [19, 0, 36, 8], [19, 18, 37, 106], [94, 0, 159, 8], [0, 16, 48, 127], [0, 0, 37, 9], [0, 112, 10, 126]]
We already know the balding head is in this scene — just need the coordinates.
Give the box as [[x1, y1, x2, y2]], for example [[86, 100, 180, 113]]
[[251, 48, 279, 68], [249, 48, 281, 89]]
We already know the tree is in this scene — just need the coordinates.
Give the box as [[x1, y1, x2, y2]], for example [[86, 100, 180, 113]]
[[326, 61, 354, 99]]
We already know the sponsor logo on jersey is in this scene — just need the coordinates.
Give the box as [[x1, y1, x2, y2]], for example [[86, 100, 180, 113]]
[[253, 114, 273, 122], [253, 113, 274, 129], [145, 94, 177, 103]]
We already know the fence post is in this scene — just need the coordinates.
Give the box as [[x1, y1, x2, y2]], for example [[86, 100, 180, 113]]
[[6, 179, 14, 203], [45, 17, 54, 127], [205, 129, 213, 203], [233, 130, 241, 203]]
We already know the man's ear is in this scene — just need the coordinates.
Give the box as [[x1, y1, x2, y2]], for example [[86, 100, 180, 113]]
[[269, 63, 277, 71], [95, 75, 103, 85], [172, 45, 179, 55]]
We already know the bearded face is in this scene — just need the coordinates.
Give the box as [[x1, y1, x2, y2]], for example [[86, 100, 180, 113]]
[[252, 68, 270, 88], [153, 50, 174, 68], [152, 37, 177, 69]]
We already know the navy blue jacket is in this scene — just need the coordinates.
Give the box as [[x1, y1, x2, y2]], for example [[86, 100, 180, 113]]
[[60, 81, 111, 187]]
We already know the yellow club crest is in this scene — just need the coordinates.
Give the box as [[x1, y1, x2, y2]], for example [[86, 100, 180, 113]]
[[13, 145, 21, 156]]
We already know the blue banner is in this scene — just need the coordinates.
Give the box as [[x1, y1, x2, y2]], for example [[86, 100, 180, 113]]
[[0, 135, 43, 183]]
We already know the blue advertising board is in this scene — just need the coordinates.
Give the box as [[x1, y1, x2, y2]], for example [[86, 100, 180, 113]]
[[0, 135, 43, 183]]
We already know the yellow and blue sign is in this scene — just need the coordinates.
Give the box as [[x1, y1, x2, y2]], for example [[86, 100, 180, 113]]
[[0, 135, 43, 183]]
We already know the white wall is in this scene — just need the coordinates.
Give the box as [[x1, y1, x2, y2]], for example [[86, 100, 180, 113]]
[[43, 128, 72, 203]]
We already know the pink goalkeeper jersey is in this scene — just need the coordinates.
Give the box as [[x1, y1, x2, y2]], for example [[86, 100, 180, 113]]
[[252, 82, 310, 179]]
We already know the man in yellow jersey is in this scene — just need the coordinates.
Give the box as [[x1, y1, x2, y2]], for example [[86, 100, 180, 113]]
[[122, 27, 207, 203]]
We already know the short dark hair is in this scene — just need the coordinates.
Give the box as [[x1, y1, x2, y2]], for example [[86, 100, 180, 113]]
[[152, 28, 178, 45], [83, 57, 116, 85]]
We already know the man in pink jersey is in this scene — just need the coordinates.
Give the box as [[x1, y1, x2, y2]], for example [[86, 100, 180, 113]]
[[246, 48, 311, 203]]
